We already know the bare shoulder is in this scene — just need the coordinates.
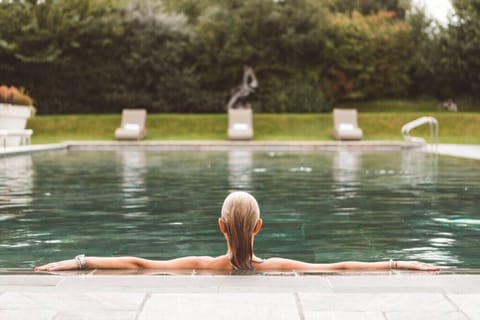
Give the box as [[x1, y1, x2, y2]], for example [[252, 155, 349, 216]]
[[253, 257, 340, 271], [254, 257, 316, 271], [136, 255, 230, 270], [195, 255, 231, 270]]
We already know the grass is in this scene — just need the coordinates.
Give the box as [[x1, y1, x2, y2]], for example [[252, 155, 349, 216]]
[[28, 111, 480, 144], [336, 97, 480, 112]]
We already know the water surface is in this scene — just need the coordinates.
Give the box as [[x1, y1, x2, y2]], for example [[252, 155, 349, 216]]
[[0, 149, 479, 268]]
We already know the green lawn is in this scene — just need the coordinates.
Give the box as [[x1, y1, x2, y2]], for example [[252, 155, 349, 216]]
[[28, 112, 480, 144], [336, 97, 480, 112]]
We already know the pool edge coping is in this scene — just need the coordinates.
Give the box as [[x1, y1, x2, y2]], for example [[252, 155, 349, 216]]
[[2, 267, 480, 276], [1, 140, 423, 157], [2, 141, 479, 161]]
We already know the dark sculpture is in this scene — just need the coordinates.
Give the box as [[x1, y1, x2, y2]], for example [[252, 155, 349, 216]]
[[227, 65, 258, 109]]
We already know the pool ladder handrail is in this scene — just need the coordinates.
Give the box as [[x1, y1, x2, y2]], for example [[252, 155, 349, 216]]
[[401, 116, 439, 146]]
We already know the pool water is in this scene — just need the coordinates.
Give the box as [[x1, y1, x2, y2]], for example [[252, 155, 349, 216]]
[[0, 149, 479, 269]]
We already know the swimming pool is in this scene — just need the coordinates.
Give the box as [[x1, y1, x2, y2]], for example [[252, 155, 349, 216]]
[[0, 148, 479, 269]]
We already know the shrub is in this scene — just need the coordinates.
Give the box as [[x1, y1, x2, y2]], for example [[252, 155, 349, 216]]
[[322, 11, 413, 102], [0, 85, 34, 106]]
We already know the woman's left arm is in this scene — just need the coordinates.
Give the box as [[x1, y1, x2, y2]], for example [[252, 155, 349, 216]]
[[330, 260, 440, 271], [260, 258, 440, 271]]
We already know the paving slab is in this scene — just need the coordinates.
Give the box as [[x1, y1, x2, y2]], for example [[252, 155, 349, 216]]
[[298, 293, 456, 312], [0, 291, 146, 320], [302, 311, 385, 320], [448, 294, 480, 319], [327, 274, 480, 293], [0, 275, 64, 287], [0, 310, 56, 320], [53, 311, 138, 320], [54, 275, 332, 293], [0, 291, 145, 310], [137, 293, 299, 320], [432, 144, 480, 160], [385, 311, 469, 320]]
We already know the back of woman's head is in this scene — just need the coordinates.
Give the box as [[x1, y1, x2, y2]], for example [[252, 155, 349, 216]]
[[221, 191, 260, 270]]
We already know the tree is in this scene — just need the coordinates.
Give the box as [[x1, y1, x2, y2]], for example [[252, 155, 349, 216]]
[[0, 0, 202, 113], [189, 0, 331, 112], [0, 0, 124, 64], [322, 11, 413, 101], [327, 0, 411, 19], [118, 0, 203, 112], [448, 0, 480, 97], [409, 0, 480, 100], [0, 0, 128, 113]]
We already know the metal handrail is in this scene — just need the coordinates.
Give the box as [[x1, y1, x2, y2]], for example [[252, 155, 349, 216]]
[[401, 116, 439, 146]]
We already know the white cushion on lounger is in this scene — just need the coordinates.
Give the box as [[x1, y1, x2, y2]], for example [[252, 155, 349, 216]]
[[338, 123, 354, 131], [233, 123, 249, 131], [124, 123, 140, 131]]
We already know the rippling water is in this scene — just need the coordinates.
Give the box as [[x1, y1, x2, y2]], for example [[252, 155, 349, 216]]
[[0, 149, 479, 268]]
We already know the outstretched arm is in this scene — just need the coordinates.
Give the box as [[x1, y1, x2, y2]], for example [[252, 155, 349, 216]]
[[327, 260, 439, 271], [34, 255, 218, 272], [260, 258, 440, 271]]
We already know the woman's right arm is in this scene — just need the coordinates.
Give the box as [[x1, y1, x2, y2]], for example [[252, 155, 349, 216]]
[[35, 256, 143, 271], [34, 256, 218, 271]]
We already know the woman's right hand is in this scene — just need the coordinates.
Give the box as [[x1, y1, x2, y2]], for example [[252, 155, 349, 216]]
[[34, 259, 78, 272]]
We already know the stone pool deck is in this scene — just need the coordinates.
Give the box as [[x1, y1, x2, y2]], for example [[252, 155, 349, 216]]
[[1, 270, 480, 319], [432, 144, 480, 160]]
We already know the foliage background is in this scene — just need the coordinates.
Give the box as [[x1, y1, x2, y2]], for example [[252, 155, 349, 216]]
[[0, 0, 479, 114]]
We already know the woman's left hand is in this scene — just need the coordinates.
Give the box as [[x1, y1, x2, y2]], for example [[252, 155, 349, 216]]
[[397, 261, 440, 271], [35, 259, 78, 271]]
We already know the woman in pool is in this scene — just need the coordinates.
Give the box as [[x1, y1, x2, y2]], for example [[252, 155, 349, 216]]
[[35, 191, 439, 272]]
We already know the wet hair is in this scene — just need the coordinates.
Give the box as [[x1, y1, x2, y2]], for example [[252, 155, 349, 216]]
[[221, 191, 260, 270]]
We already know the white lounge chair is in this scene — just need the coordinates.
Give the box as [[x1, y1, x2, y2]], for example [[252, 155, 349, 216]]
[[332, 108, 363, 141], [115, 109, 147, 140], [228, 107, 253, 140]]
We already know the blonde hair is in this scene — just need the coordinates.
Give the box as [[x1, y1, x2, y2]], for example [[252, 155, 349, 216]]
[[221, 191, 260, 270]]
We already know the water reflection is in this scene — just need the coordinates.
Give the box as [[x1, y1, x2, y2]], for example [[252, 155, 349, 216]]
[[228, 149, 252, 192], [0, 154, 33, 210], [332, 150, 361, 200], [0, 155, 34, 259], [119, 150, 148, 215], [401, 150, 438, 185], [434, 218, 480, 230], [391, 246, 460, 267], [332, 150, 361, 183]]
